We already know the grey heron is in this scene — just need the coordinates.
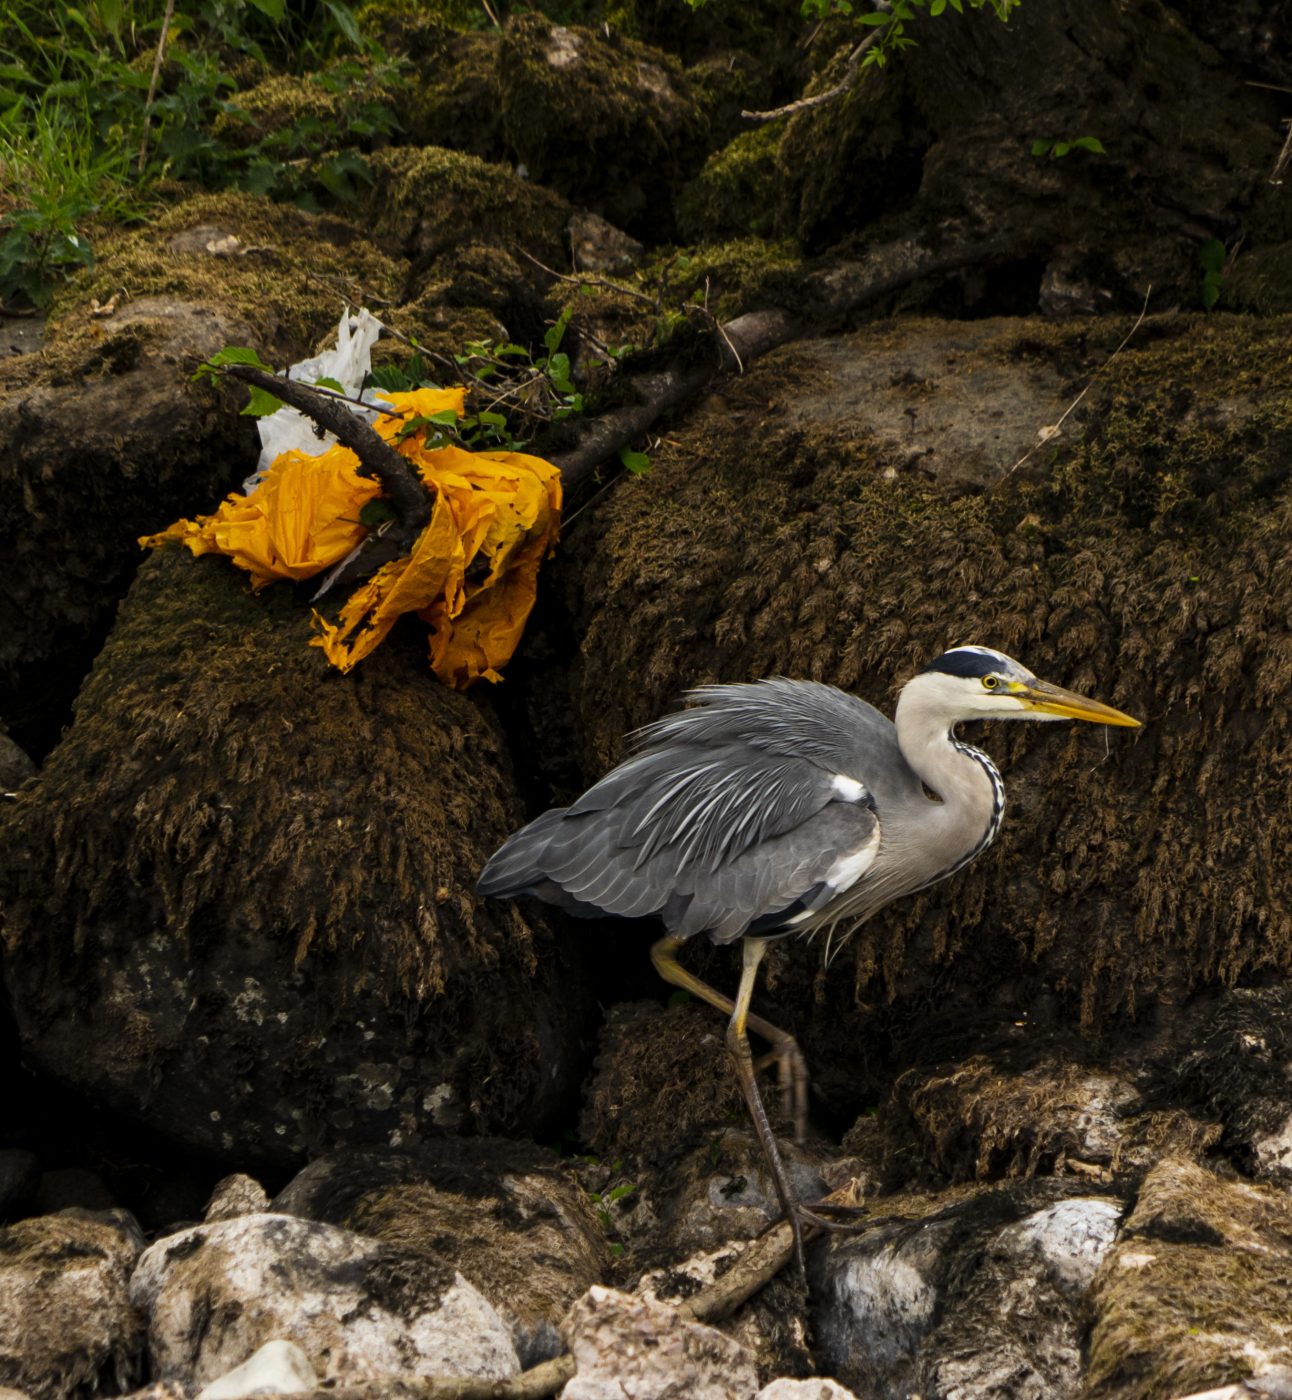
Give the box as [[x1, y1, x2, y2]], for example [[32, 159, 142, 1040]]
[[478, 646, 1141, 1268]]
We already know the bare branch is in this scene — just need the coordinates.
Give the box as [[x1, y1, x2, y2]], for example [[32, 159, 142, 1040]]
[[137, 0, 177, 173], [222, 363, 432, 530], [742, 1, 890, 125]]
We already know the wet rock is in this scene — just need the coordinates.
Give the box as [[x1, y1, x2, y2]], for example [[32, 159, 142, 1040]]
[[130, 1213, 520, 1388], [204, 1175, 269, 1223], [0, 549, 589, 1162], [561, 1285, 759, 1400], [498, 16, 707, 239], [1088, 1158, 1292, 1399], [272, 1142, 609, 1366], [0, 1154, 38, 1223], [0, 1209, 143, 1400], [195, 1340, 317, 1400], [811, 1181, 1122, 1399]]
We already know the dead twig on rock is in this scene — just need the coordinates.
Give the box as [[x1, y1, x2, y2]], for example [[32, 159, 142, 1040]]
[[742, 19, 886, 125]]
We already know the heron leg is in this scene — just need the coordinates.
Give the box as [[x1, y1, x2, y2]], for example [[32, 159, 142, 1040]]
[[726, 936, 812, 1277], [650, 935, 809, 1139]]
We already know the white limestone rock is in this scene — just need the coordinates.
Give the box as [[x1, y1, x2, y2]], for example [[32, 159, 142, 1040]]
[[562, 1285, 760, 1400], [195, 1340, 317, 1399], [130, 1213, 519, 1388], [0, 1209, 143, 1400]]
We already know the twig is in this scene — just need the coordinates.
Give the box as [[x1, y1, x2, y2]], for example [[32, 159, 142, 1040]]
[[1005, 286, 1153, 475], [742, 2, 890, 125], [479, 0, 502, 29], [516, 248, 662, 309], [137, 0, 177, 174], [1270, 118, 1292, 185], [221, 364, 432, 529]]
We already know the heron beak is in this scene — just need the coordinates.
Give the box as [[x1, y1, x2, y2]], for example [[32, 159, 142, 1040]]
[[1013, 677, 1142, 727]]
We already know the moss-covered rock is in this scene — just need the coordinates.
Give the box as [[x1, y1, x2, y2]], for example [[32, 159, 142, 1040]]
[[273, 1142, 609, 1366], [359, 145, 571, 277], [676, 123, 785, 243], [778, 0, 1281, 304], [1223, 243, 1292, 314], [0, 548, 592, 1163], [497, 15, 708, 240], [0, 193, 407, 757], [1087, 1158, 1292, 1398]]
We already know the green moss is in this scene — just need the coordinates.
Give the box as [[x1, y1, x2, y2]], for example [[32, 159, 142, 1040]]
[[52, 190, 407, 361], [359, 145, 571, 274], [676, 123, 785, 243], [643, 236, 806, 322]]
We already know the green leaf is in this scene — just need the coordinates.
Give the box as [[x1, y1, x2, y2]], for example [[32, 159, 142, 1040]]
[[543, 308, 573, 355], [1030, 139, 1052, 156], [322, 0, 363, 46], [208, 346, 273, 370], [243, 0, 286, 19], [547, 352, 574, 393], [859, 9, 892, 22], [1072, 135, 1106, 154], [619, 446, 651, 475], [1199, 237, 1226, 275], [359, 500, 397, 528], [477, 410, 509, 428], [312, 376, 345, 394], [240, 385, 285, 417], [1053, 141, 1071, 157], [931, 0, 946, 13]]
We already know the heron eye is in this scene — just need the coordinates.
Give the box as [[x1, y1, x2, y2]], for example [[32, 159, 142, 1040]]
[[982, 675, 999, 690]]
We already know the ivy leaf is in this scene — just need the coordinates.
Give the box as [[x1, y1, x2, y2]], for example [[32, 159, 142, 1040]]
[[618, 446, 651, 475]]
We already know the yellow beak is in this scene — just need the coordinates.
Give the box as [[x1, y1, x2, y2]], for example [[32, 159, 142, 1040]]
[[1014, 677, 1142, 728]]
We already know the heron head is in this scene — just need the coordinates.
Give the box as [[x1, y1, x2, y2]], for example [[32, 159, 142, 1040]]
[[915, 646, 1142, 727]]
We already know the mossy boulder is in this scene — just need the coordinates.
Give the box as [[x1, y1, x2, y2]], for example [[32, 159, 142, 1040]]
[[497, 15, 708, 240], [0, 193, 407, 758], [273, 1142, 609, 1366], [0, 548, 591, 1164], [1087, 1158, 1292, 1398], [676, 123, 785, 243], [516, 312, 1292, 1125], [1223, 243, 1292, 314], [359, 145, 571, 278]]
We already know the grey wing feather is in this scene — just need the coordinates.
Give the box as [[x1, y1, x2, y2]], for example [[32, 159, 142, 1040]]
[[477, 679, 888, 943]]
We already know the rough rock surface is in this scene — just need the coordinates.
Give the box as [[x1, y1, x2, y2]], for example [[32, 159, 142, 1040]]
[[272, 1142, 609, 1366], [0, 549, 589, 1162], [0, 1209, 143, 1400], [561, 1285, 760, 1400], [811, 1182, 1122, 1399], [130, 1213, 519, 1387], [204, 1175, 269, 1223], [1087, 1158, 1292, 1400]]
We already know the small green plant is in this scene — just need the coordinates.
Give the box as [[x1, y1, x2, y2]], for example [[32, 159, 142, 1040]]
[[1030, 135, 1106, 159], [0, 0, 393, 305], [1198, 237, 1226, 310]]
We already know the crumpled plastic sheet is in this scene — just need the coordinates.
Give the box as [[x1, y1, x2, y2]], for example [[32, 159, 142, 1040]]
[[141, 386, 562, 688]]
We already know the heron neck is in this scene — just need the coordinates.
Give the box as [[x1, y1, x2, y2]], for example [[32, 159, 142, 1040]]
[[893, 690, 1005, 876]]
